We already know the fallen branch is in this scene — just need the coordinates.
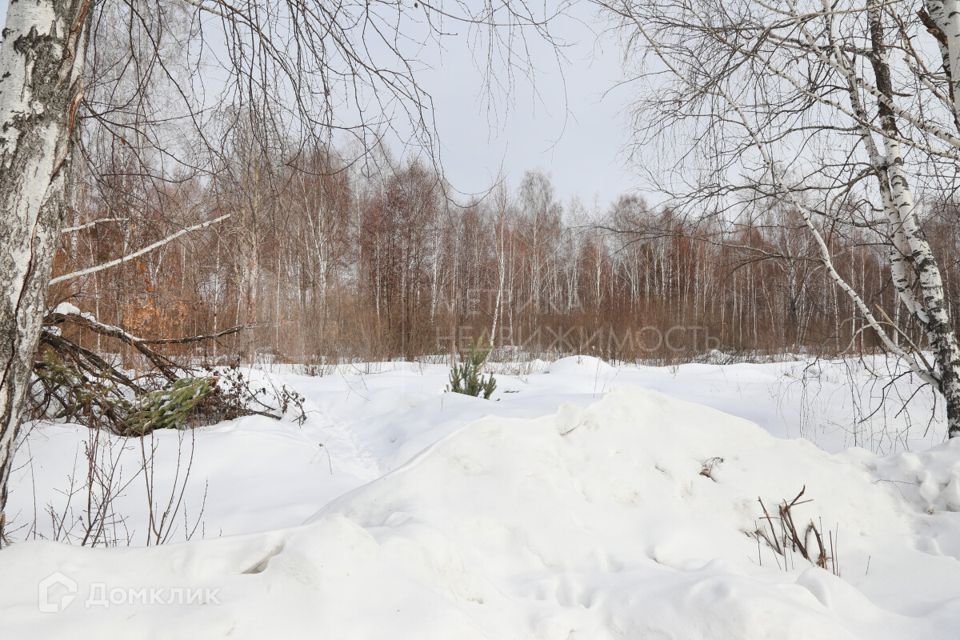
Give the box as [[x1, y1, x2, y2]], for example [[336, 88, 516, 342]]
[[45, 310, 181, 382], [30, 308, 304, 435], [140, 325, 244, 346]]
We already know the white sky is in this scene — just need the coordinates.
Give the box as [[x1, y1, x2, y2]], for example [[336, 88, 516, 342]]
[[414, 6, 642, 211], [0, 2, 643, 211]]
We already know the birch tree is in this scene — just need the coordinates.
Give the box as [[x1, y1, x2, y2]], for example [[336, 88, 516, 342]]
[[599, 0, 960, 436], [0, 0, 92, 540]]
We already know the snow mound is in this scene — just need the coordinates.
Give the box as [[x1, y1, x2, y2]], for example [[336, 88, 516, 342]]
[[545, 355, 618, 376], [3, 388, 960, 638]]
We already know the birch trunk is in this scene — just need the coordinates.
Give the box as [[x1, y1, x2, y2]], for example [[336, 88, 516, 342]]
[[868, 2, 960, 437], [0, 0, 90, 540]]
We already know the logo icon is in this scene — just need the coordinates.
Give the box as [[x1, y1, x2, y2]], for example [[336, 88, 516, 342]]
[[38, 572, 78, 613]]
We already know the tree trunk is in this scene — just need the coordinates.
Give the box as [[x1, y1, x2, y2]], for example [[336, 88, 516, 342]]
[[868, 2, 960, 437], [0, 0, 90, 542]]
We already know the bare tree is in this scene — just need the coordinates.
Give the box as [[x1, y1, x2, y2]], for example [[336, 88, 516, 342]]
[[598, 0, 960, 437], [0, 0, 563, 541]]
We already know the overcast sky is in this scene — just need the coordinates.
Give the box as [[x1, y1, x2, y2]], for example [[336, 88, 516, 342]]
[[413, 6, 643, 212], [0, 2, 643, 212]]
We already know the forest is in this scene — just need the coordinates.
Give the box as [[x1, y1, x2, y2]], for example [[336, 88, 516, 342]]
[[51, 151, 960, 366]]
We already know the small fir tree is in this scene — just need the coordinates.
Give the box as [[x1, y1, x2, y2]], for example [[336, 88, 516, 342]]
[[447, 344, 497, 400]]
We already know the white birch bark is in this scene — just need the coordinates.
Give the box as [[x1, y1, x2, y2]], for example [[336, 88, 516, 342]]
[[0, 0, 91, 539], [867, 1, 960, 437]]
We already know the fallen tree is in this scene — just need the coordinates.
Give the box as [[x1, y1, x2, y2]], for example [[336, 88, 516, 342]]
[[29, 307, 305, 437]]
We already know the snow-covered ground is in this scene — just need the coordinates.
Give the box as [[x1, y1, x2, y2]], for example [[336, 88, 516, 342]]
[[3, 356, 960, 638]]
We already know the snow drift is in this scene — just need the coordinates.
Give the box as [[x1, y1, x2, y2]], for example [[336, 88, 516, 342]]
[[4, 384, 960, 638]]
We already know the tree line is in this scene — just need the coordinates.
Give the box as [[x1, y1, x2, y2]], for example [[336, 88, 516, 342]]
[[50, 150, 960, 365]]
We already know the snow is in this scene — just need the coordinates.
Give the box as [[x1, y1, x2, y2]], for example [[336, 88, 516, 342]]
[[52, 302, 82, 316], [50, 301, 147, 343], [3, 356, 960, 638]]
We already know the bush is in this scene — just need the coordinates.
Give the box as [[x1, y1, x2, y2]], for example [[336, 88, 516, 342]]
[[447, 344, 497, 399]]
